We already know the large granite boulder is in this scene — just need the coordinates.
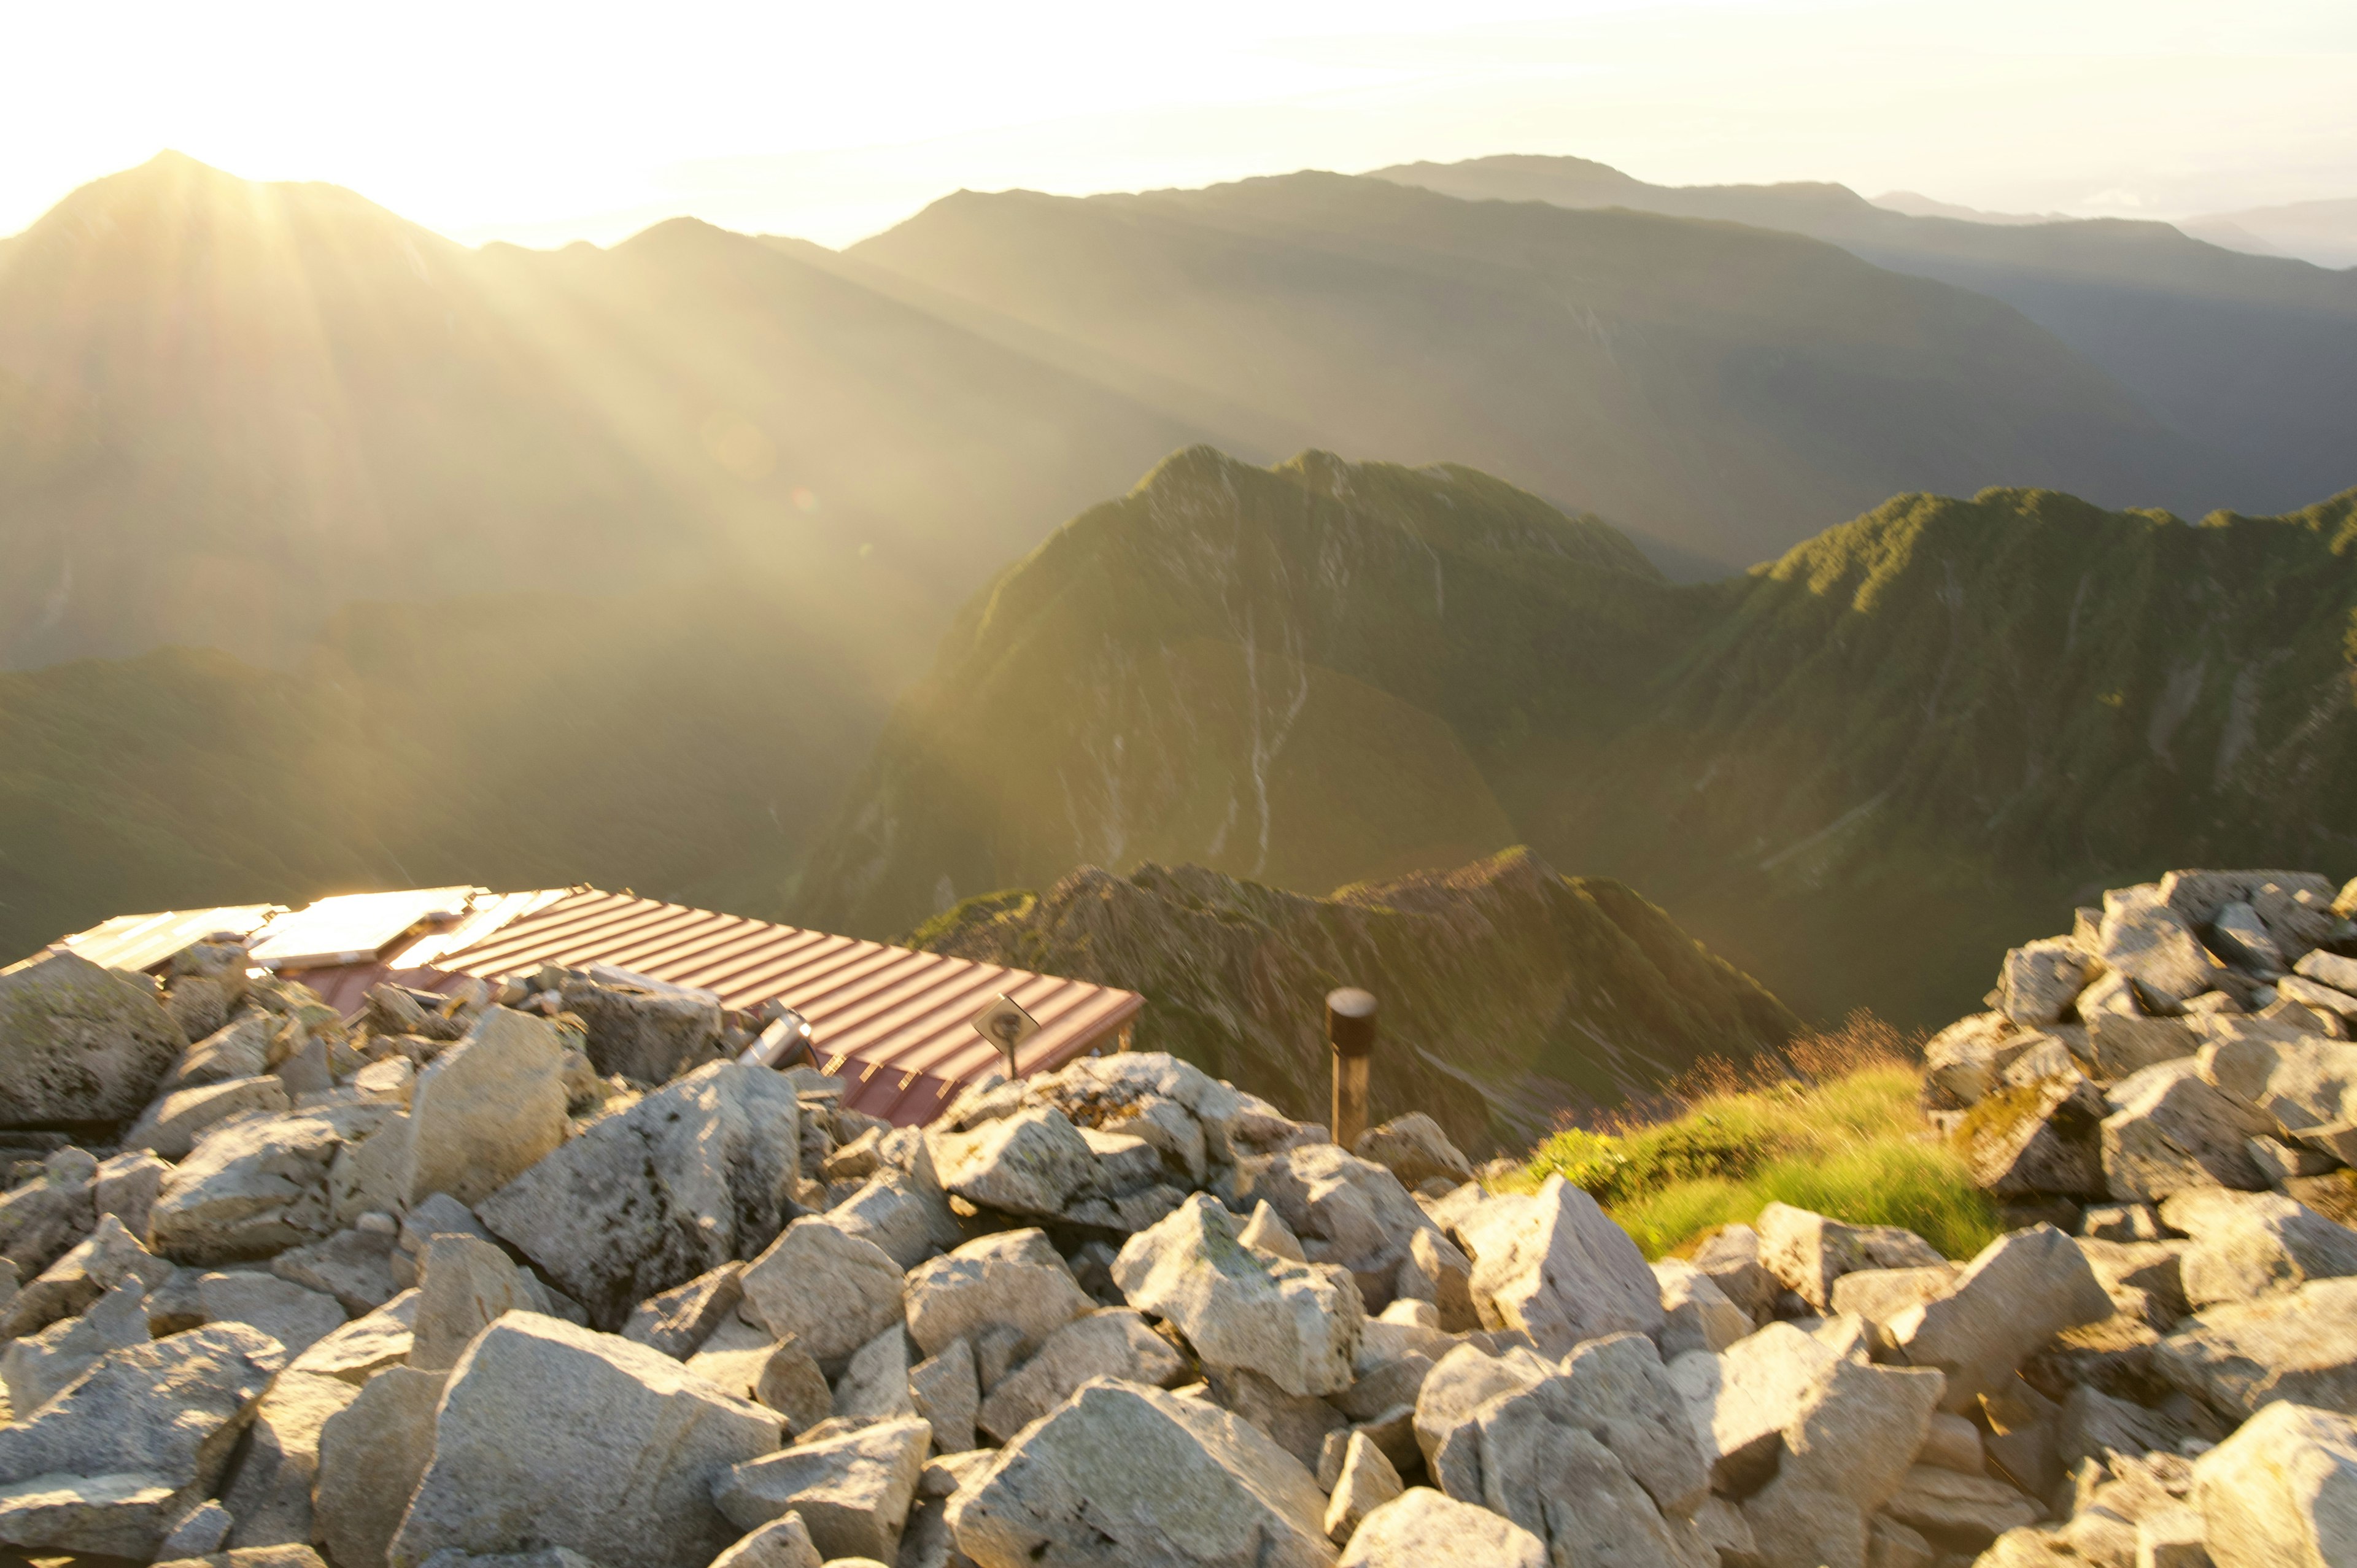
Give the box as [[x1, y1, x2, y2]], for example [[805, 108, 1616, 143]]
[[2100, 1060, 2275, 1201], [1886, 1226, 2111, 1413], [388, 1314, 781, 1568], [152, 1103, 400, 1264], [2159, 1188, 2357, 1308], [2191, 1399, 2357, 1568], [1113, 1193, 1363, 1397], [0, 951, 187, 1128], [713, 1416, 931, 1561], [0, 1323, 284, 1558], [945, 1379, 1334, 1567], [1234, 1143, 1437, 1308], [478, 1062, 800, 1327], [558, 976, 725, 1084], [2151, 1276, 2357, 1418], [1457, 1176, 1662, 1354], [403, 1007, 570, 1208], [314, 1365, 444, 1568], [1339, 1487, 1545, 1567]]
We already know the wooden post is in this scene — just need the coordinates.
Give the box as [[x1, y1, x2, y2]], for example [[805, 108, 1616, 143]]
[[1326, 987, 1377, 1150]]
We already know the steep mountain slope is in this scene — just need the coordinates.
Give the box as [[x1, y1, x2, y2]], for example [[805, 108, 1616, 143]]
[[846, 172, 2197, 573], [801, 447, 2357, 1029], [1376, 155, 2357, 517], [0, 570, 891, 964], [909, 850, 1800, 1151], [1532, 485, 2357, 1024], [794, 446, 1689, 936], [0, 153, 1205, 668]]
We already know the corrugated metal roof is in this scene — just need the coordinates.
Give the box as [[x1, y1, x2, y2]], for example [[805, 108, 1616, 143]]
[[15, 904, 284, 975], [430, 889, 1142, 1125]]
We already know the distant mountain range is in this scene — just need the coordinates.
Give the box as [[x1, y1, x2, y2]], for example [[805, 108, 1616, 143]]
[[7, 150, 2351, 679], [801, 448, 2357, 1027], [1374, 155, 2357, 522]]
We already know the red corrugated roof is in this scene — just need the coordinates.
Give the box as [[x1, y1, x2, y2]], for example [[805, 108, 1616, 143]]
[[427, 888, 1141, 1124]]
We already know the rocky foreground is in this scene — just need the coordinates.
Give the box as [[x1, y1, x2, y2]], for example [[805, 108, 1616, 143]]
[[0, 870, 2351, 1567]]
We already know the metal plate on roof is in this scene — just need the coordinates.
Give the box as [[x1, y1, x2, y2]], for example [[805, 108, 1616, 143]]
[[21, 905, 282, 975], [970, 992, 1041, 1072], [249, 887, 489, 971], [428, 887, 1142, 1126]]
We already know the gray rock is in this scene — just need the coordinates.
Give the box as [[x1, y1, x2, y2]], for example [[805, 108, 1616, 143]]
[[2055, 1384, 2186, 1471], [404, 1007, 570, 1208], [1238, 1200, 1308, 1262], [478, 1062, 802, 1328], [2099, 886, 2220, 1006], [559, 976, 725, 1084], [218, 1369, 360, 1548], [166, 1011, 276, 1092], [130, 1075, 291, 1161], [1322, 1429, 1402, 1545], [2151, 1275, 2357, 1418], [623, 1261, 746, 1358], [1743, 1474, 1866, 1568], [2159, 1187, 2357, 1306], [0, 1322, 284, 1558], [2191, 1399, 2357, 1568], [2081, 1203, 2165, 1241], [158, 1496, 234, 1558], [1879, 1464, 2042, 1554], [1236, 1141, 1437, 1308], [1458, 1175, 1662, 1354], [1757, 1202, 1947, 1312], [713, 1415, 930, 1561], [926, 1107, 1097, 1219], [1918, 1411, 1985, 1475], [152, 1103, 398, 1264], [1827, 1264, 1959, 1340], [392, 1192, 495, 1288], [1778, 1354, 1949, 1515], [910, 1336, 980, 1453], [1391, 1226, 1476, 1332], [2100, 1059, 2275, 1200], [1204, 1363, 1349, 1470], [1962, 1074, 2110, 1199], [2000, 940, 2095, 1027], [287, 1288, 419, 1382], [2073, 1236, 2189, 1328], [2210, 900, 2290, 975], [2299, 949, 2357, 992], [390, 1313, 781, 1568], [409, 1234, 555, 1370], [2086, 1015, 2201, 1082], [0, 1210, 172, 1339], [945, 1379, 1332, 1568], [821, 1168, 961, 1272], [1112, 1192, 1363, 1397], [1888, 1225, 2113, 1412], [904, 1242, 1096, 1367], [1690, 1221, 1776, 1320], [741, 1220, 907, 1373], [1334, 1486, 1545, 1567], [2199, 1027, 2357, 1157], [91, 1148, 168, 1242], [1482, 1412, 1690, 1568], [1, 1275, 149, 1413], [709, 1514, 824, 1568], [977, 1307, 1184, 1442], [0, 951, 188, 1127], [832, 1326, 915, 1422], [2252, 1133, 2342, 1183], [1411, 1339, 1547, 1478], [198, 1271, 349, 1357], [1922, 1014, 2030, 1110], [314, 1364, 446, 1568], [0, 1148, 98, 1278], [271, 1224, 400, 1315], [1352, 1114, 1473, 1192]]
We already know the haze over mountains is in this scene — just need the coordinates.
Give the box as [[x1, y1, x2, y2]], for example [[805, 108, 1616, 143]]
[[2, 149, 2354, 1038], [1376, 155, 2357, 522]]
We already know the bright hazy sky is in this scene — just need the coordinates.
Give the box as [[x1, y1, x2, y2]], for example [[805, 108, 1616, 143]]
[[5, 0, 2352, 248]]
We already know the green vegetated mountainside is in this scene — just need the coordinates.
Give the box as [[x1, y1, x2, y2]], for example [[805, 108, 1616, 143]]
[[909, 849, 1800, 1151], [0, 571, 896, 964], [845, 172, 2202, 574], [802, 447, 2357, 1029], [0, 152, 1206, 670], [1374, 155, 2357, 518]]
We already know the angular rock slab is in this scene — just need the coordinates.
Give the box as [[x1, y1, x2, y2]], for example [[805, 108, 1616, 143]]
[[2100, 1059, 2274, 1202], [479, 1062, 800, 1328], [926, 1106, 1097, 1220], [218, 1369, 360, 1548], [1336, 1486, 1542, 1567], [0, 950, 188, 1127], [904, 1244, 1095, 1364], [2160, 1187, 2357, 1308], [152, 1103, 397, 1265], [741, 1219, 907, 1372], [1756, 1202, 1946, 1313], [403, 1006, 570, 1208], [1457, 1175, 1662, 1354], [2152, 1276, 2357, 1418], [389, 1313, 781, 1568], [945, 1379, 1335, 1568], [1887, 1224, 2114, 1413], [0, 1323, 285, 1558], [315, 1364, 446, 1568], [1113, 1193, 1363, 1397], [2191, 1399, 2357, 1568], [713, 1415, 930, 1561], [977, 1307, 1186, 1443]]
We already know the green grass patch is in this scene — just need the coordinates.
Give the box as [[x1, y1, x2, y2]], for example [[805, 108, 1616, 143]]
[[1514, 1014, 2002, 1261]]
